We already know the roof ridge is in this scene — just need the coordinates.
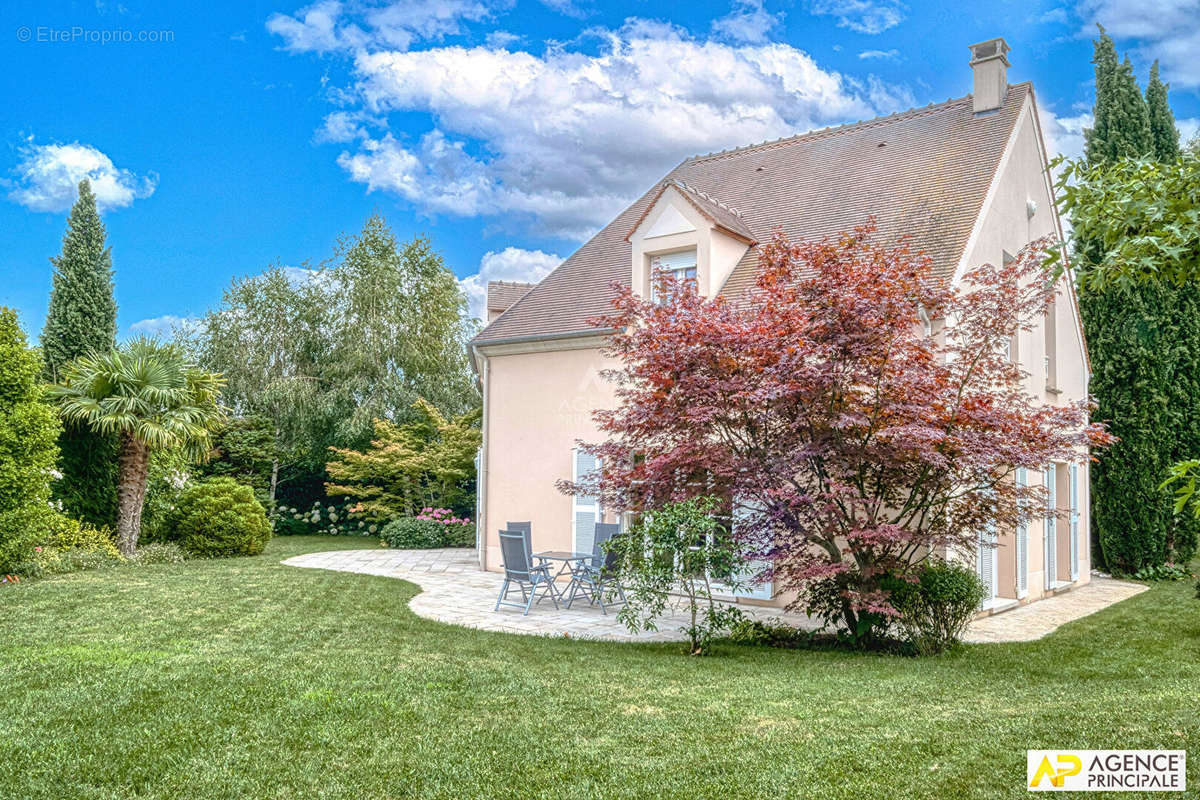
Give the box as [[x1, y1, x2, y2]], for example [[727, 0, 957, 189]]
[[685, 83, 1030, 165], [671, 179, 745, 218], [488, 279, 536, 287]]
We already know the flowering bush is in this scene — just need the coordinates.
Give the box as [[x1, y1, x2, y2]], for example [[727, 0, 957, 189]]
[[272, 500, 381, 538], [382, 509, 474, 549]]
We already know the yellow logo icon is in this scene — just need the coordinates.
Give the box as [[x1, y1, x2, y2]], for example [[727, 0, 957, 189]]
[[1031, 755, 1083, 788]]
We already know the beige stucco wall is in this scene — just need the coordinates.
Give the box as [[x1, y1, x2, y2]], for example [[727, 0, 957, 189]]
[[478, 342, 619, 571], [956, 94, 1092, 603]]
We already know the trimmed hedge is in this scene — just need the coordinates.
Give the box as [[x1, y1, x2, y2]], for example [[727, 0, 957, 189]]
[[381, 517, 474, 549]]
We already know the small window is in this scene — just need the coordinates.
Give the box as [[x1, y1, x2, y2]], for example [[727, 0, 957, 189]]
[[917, 304, 933, 337], [650, 249, 698, 302]]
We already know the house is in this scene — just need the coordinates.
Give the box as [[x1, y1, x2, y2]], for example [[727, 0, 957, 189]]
[[469, 39, 1091, 613]]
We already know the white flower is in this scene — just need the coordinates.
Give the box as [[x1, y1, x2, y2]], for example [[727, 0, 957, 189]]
[[47, 468, 64, 480]]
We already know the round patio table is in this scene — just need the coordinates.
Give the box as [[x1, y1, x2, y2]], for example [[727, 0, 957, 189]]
[[533, 550, 591, 599]]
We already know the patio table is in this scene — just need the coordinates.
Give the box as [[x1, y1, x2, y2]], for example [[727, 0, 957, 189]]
[[533, 550, 591, 600]]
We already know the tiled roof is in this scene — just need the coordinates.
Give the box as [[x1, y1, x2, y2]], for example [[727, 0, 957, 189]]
[[486, 281, 535, 316], [625, 180, 757, 245], [473, 83, 1030, 345]]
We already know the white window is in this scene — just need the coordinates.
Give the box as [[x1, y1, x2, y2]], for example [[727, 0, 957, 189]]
[[572, 448, 601, 555], [1044, 464, 1057, 589], [650, 249, 698, 302], [917, 304, 933, 337]]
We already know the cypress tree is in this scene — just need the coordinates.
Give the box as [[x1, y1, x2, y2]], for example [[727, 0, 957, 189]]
[[41, 180, 119, 527], [1084, 28, 1152, 164], [1078, 29, 1195, 572], [1145, 61, 1181, 162]]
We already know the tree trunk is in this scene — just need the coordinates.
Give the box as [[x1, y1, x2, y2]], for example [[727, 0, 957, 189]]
[[269, 456, 279, 516], [115, 433, 151, 558]]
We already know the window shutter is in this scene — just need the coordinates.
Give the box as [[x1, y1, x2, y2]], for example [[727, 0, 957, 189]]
[[572, 448, 600, 555], [1044, 464, 1057, 589], [1069, 464, 1080, 580], [977, 494, 997, 603], [1016, 468, 1028, 597]]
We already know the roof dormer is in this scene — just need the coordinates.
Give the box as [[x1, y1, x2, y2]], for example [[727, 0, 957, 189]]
[[626, 180, 755, 300]]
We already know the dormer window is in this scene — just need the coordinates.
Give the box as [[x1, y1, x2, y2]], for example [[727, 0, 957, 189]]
[[650, 248, 698, 303], [917, 304, 933, 337]]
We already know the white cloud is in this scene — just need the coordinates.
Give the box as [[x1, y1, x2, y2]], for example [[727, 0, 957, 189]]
[[321, 22, 911, 238], [267, 0, 501, 53], [1037, 101, 1091, 164], [1075, 0, 1200, 87], [858, 48, 899, 59], [712, 0, 784, 44], [1179, 117, 1200, 145], [808, 0, 905, 34], [458, 246, 561, 320], [6, 141, 157, 213], [129, 314, 200, 338], [314, 110, 380, 142], [484, 30, 522, 48]]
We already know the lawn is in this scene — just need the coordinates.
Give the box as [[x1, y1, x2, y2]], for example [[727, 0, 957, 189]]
[[0, 536, 1196, 799]]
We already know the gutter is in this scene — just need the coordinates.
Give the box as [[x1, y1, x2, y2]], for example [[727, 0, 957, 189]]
[[471, 327, 620, 352], [471, 343, 489, 572]]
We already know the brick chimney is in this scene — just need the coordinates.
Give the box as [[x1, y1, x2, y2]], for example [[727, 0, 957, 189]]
[[969, 38, 1010, 114]]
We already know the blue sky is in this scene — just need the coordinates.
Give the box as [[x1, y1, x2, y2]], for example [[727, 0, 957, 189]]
[[2, 0, 1197, 338]]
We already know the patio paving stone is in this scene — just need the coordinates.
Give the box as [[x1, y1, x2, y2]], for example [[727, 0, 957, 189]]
[[282, 548, 1148, 644]]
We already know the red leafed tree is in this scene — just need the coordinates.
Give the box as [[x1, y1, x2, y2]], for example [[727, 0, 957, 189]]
[[560, 223, 1112, 640]]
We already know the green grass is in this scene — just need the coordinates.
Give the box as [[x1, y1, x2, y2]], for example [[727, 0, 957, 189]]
[[1, 536, 1196, 799]]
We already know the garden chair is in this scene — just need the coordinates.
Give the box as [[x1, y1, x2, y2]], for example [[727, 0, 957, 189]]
[[494, 529, 560, 615], [565, 522, 627, 614], [506, 520, 550, 569]]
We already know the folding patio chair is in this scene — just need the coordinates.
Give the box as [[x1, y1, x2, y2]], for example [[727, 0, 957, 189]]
[[494, 529, 560, 615], [565, 522, 627, 614]]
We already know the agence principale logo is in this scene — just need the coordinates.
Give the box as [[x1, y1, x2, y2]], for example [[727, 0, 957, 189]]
[[1027, 750, 1186, 792]]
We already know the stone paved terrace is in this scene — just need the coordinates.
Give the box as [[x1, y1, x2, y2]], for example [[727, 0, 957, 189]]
[[282, 548, 1148, 644]]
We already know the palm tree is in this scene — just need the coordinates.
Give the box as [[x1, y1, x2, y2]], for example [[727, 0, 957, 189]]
[[50, 339, 226, 556]]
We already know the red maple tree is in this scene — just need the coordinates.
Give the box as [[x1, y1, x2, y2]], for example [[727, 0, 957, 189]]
[[561, 223, 1112, 637]]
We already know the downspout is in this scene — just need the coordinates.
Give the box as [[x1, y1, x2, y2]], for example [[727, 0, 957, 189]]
[[472, 343, 490, 572]]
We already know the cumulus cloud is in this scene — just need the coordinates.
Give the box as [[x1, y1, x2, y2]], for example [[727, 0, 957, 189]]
[[712, 0, 784, 44], [318, 22, 911, 238], [1075, 0, 1200, 87], [1037, 101, 1091, 164], [267, 0, 501, 53], [6, 141, 157, 213], [808, 0, 905, 34], [458, 246, 562, 320], [129, 314, 200, 338]]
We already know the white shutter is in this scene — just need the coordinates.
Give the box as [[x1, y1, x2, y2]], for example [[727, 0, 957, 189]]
[[977, 496, 997, 603], [1069, 464, 1080, 581], [1016, 468, 1028, 597], [1044, 464, 1057, 589], [572, 449, 600, 555]]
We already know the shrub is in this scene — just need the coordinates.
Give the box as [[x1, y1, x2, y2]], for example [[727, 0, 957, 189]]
[[887, 561, 987, 655], [414, 508, 474, 547], [272, 501, 379, 537], [728, 617, 809, 648], [170, 478, 272, 558], [381, 518, 444, 549], [128, 542, 188, 566], [0, 307, 62, 573], [13, 543, 124, 578]]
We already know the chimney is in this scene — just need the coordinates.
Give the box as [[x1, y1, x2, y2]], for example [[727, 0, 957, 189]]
[[969, 38, 1010, 114]]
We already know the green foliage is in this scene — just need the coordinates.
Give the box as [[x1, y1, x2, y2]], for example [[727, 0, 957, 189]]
[[8, 512, 123, 578], [381, 512, 474, 549], [885, 561, 988, 656], [272, 501, 379, 537], [192, 215, 479, 512], [1130, 561, 1193, 582], [198, 415, 274, 503], [49, 338, 227, 556], [139, 450, 194, 544], [127, 542, 188, 566], [40, 180, 119, 527], [326, 401, 481, 521], [1084, 27, 1152, 165], [1145, 61, 1181, 163], [0, 308, 62, 572], [169, 478, 271, 558], [727, 617, 810, 648], [607, 496, 750, 655], [1058, 30, 1198, 575]]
